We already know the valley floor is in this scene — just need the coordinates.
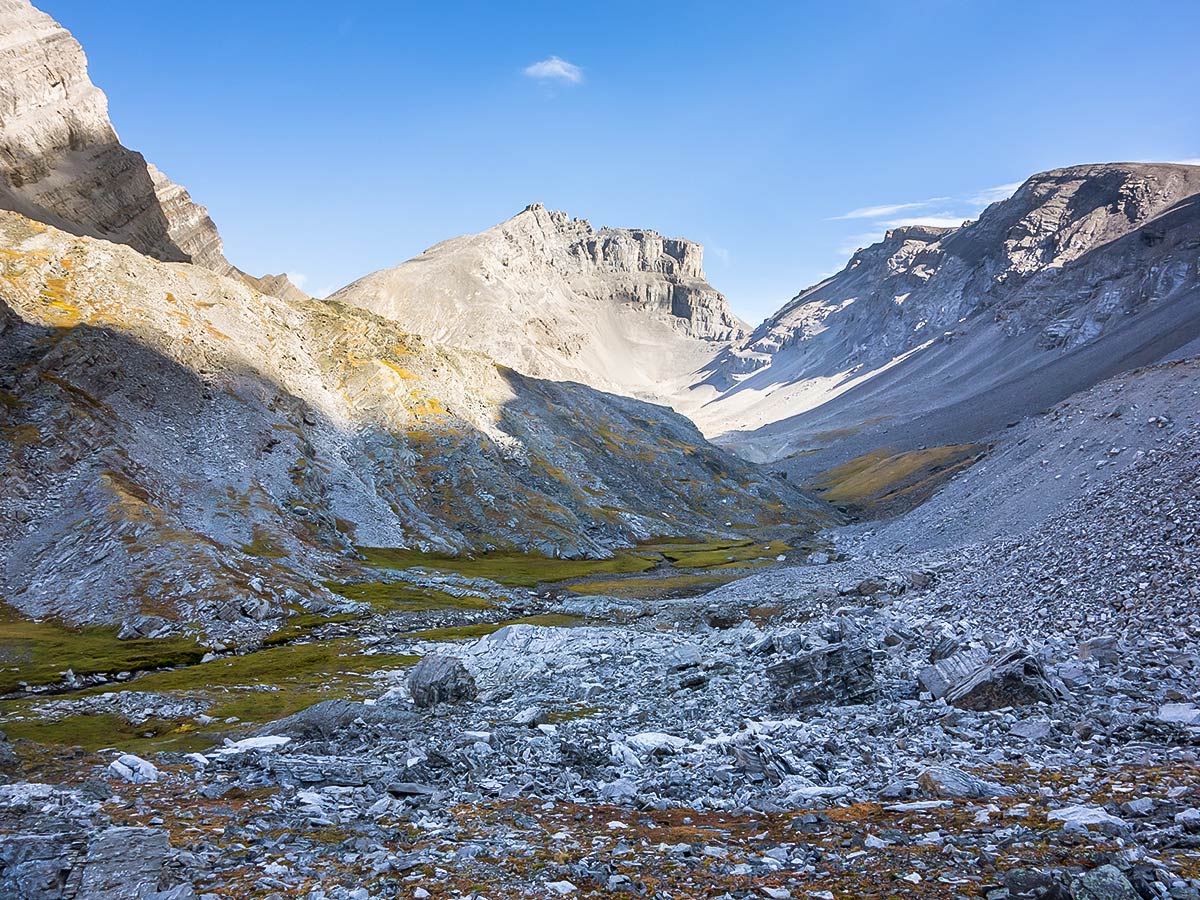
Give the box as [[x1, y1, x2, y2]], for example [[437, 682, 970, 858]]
[[1, 415, 1198, 898]]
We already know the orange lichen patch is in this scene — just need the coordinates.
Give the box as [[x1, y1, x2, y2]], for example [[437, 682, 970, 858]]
[[408, 396, 446, 417], [202, 320, 231, 341], [36, 276, 84, 326], [378, 359, 418, 380]]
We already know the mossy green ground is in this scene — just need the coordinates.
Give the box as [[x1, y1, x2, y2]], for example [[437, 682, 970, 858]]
[[357, 536, 793, 588], [0, 605, 205, 694], [358, 545, 658, 587], [809, 444, 985, 517], [568, 571, 746, 600], [0, 638, 417, 752], [325, 581, 493, 612]]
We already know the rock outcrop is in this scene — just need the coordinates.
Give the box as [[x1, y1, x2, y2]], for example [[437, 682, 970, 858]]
[[238, 270, 309, 303], [332, 203, 747, 404], [0, 0, 307, 301], [0, 0, 233, 272]]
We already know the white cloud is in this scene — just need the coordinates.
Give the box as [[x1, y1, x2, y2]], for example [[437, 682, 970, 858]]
[[881, 214, 970, 229], [289, 272, 308, 289], [830, 197, 948, 220], [1168, 157, 1200, 166], [968, 181, 1023, 207], [523, 56, 583, 85]]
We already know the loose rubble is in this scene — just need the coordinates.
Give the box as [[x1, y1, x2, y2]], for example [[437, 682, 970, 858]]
[[1, 354, 1197, 896]]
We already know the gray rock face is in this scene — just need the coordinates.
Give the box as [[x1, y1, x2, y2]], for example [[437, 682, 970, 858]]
[[408, 655, 477, 708], [75, 827, 171, 900], [0, 825, 186, 900], [698, 163, 1200, 463], [0, 1, 233, 274]]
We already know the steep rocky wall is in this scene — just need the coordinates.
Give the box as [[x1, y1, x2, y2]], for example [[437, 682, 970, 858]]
[[0, 0, 234, 274]]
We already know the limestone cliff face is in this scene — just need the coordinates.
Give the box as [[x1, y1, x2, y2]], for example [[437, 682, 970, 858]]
[[0, 0, 234, 274], [332, 203, 747, 404]]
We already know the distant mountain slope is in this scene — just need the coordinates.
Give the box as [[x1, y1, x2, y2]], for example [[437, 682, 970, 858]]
[[331, 203, 747, 404], [0, 211, 827, 639], [694, 163, 1200, 466]]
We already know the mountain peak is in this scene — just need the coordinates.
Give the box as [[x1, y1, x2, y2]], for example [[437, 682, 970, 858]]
[[332, 207, 746, 400]]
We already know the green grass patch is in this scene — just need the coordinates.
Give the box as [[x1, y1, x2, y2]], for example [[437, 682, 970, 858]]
[[642, 538, 790, 569], [547, 705, 603, 724], [0, 638, 419, 752], [326, 580, 494, 612], [0, 607, 205, 694], [358, 546, 658, 587], [262, 611, 361, 647], [808, 444, 986, 518], [118, 640, 417, 695], [0, 711, 217, 756]]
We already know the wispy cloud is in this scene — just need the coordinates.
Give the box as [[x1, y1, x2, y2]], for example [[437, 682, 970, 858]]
[[881, 214, 969, 229], [968, 181, 1023, 207], [523, 56, 583, 85], [289, 272, 309, 289], [1168, 157, 1200, 166], [830, 198, 948, 220]]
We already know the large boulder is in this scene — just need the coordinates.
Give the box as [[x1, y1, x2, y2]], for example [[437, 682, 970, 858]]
[[917, 765, 1014, 799], [1070, 865, 1138, 900], [766, 642, 874, 709], [932, 648, 1064, 711], [408, 655, 477, 708]]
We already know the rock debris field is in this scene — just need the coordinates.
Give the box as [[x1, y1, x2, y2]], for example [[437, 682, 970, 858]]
[[1, 418, 1197, 899]]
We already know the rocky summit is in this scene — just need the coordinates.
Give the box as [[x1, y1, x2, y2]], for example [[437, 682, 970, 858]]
[[332, 203, 747, 405], [0, 4, 1198, 900]]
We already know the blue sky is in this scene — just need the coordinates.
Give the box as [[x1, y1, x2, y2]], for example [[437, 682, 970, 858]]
[[40, 0, 1200, 323]]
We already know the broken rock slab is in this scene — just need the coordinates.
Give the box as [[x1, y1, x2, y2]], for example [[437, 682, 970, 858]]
[[941, 648, 1064, 711], [766, 642, 874, 709], [917, 765, 1015, 799], [107, 754, 159, 784], [1048, 805, 1132, 836], [1070, 865, 1139, 900], [77, 826, 173, 900], [918, 646, 989, 698]]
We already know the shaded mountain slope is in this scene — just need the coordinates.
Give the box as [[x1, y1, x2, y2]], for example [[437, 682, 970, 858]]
[[332, 203, 746, 404], [0, 211, 828, 639], [694, 163, 1200, 467]]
